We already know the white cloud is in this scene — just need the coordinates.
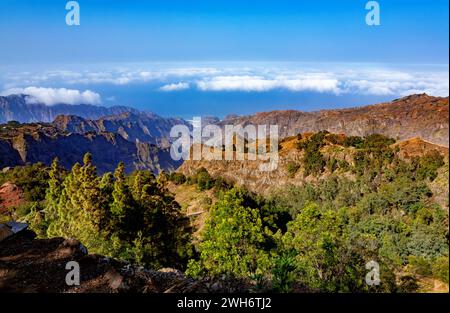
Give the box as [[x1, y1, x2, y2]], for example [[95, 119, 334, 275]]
[[344, 80, 396, 95], [1, 87, 102, 106], [1, 63, 448, 97], [196, 75, 341, 93], [197, 76, 274, 92], [159, 82, 190, 92], [342, 70, 449, 97]]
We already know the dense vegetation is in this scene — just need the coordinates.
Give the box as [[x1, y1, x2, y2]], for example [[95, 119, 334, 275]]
[[1, 132, 448, 292], [3, 155, 192, 269]]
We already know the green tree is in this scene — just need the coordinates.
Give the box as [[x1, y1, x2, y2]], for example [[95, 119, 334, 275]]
[[44, 158, 64, 222], [281, 203, 369, 292], [110, 162, 136, 238], [187, 188, 272, 278]]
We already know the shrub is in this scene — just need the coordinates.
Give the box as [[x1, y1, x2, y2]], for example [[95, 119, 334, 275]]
[[397, 275, 419, 292], [272, 252, 297, 293], [415, 151, 445, 181], [169, 172, 187, 185], [326, 157, 338, 173], [362, 134, 395, 149], [0, 163, 51, 202], [301, 132, 328, 177], [195, 168, 214, 191], [286, 161, 300, 177], [214, 176, 231, 191], [343, 136, 365, 148], [408, 256, 432, 276], [337, 159, 350, 171], [432, 256, 449, 284]]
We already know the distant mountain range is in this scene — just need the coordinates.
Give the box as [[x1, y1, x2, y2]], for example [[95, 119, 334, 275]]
[[2, 93, 448, 146], [0, 93, 448, 174], [0, 94, 137, 124], [1, 93, 191, 149]]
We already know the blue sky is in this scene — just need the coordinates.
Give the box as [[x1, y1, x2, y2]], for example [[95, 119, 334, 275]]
[[0, 0, 448, 117]]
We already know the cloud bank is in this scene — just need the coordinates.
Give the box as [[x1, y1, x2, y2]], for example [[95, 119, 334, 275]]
[[1, 63, 448, 98], [196, 75, 341, 93], [1, 87, 102, 106]]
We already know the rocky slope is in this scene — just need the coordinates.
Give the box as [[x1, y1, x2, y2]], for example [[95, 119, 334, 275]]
[[53, 111, 189, 148], [178, 134, 449, 196], [0, 183, 24, 215], [0, 228, 256, 293], [0, 122, 181, 174], [1, 94, 191, 148], [178, 94, 449, 200], [219, 94, 449, 147]]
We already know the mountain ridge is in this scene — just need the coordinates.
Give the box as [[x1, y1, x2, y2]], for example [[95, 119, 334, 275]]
[[1, 93, 448, 154], [0, 121, 181, 174], [218, 94, 449, 147], [53, 111, 190, 148], [0, 94, 139, 124]]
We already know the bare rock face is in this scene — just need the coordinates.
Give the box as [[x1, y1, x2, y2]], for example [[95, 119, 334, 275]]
[[0, 122, 181, 174], [0, 183, 25, 214], [53, 111, 190, 149]]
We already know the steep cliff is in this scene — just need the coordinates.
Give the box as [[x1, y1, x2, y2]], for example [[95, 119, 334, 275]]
[[53, 111, 189, 148], [0, 122, 180, 174]]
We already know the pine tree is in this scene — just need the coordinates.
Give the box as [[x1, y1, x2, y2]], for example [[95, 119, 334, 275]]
[[78, 153, 103, 231], [45, 157, 63, 222], [130, 170, 145, 201], [138, 180, 192, 268], [46, 163, 82, 238], [100, 172, 114, 199], [111, 162, 135, 238], [99, 172, 114, 231]]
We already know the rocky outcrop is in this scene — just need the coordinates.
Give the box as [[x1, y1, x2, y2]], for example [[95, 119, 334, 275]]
[[0, 122, 181, 174], [393, 137, 449, 159], [0, 183, 25, 214], [53, 111, 190, 148]]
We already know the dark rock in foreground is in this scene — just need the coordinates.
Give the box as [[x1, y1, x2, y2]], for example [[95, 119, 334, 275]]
[[0, 230, 258, 293]]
